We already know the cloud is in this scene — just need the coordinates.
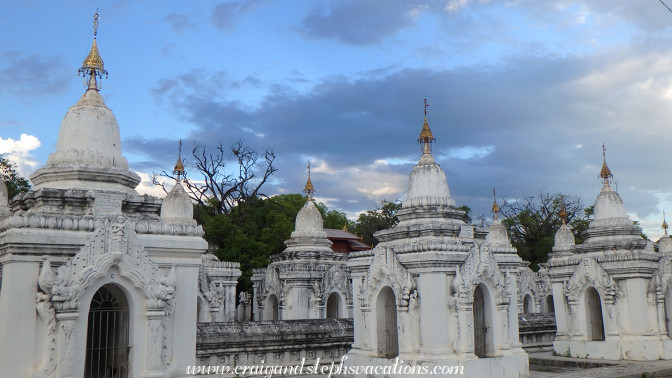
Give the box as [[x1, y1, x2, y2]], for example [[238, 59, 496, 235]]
[[0, 51, 70, 99], [134, 172, 169, 199], [163, 13, 197, 33], [299, 0, 427, 45], [211, 0, 267, 31], [0, 134, 41, 176], [135, 15, 672, 229]]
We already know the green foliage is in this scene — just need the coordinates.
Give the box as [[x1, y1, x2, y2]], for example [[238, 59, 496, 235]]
[[201, 194, 307, 293], [0, 155, 30, 199], [315, 202, 354, 230], [501, 191, 589, 270], [457, 205, 472, 224], [353, 200, 402, 247]]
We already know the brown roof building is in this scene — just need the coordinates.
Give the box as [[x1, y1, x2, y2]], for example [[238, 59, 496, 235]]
[[324, 228, 371, 254]]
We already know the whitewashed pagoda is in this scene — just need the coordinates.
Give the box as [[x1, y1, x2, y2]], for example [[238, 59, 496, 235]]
[[0, 12, 208, 377], [251, 164, 352, 320], [547, 146, 672, 360], [346, 101, 528, 377]]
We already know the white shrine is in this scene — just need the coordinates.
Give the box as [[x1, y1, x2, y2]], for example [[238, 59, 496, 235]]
[[547, 147, 672, 360], [0, 13, 208, 377], [251, 167, 352, 321], [346, 107, 528, 377]]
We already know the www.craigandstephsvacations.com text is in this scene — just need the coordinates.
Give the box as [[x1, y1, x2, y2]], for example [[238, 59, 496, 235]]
[[186, 356, 465, 377]]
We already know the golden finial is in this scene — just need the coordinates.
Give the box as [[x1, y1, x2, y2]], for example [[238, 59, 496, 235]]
[[559, 196, 568, 225], [599, 143, 613, 186], [78, 9, 108, 89], [418, 98, 436, 155], [491, 188, 500, 221], [303, 162, 314, 200], [663, 211, 669, 235], [173, 139, 186, 182]]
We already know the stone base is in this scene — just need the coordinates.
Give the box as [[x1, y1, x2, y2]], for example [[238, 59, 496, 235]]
[[344, 348, 529, 377], [554, 339, 672, 361]]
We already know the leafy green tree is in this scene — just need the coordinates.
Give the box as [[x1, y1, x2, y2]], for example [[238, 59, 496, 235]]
[[500, 191, 587, 270], [353, 200, 402, 247], [0, 155, 30, 199], [457, 205, 472, 224], [200, 194, 307, 292], [315, 202, 354, 230]]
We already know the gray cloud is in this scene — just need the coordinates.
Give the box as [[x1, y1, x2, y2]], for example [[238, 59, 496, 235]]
[[138, 32, 672, 227], [0, 51, 70, 99], [163, 12, 197, 34], [299, 0, 427, 45], [211, 0, 268, 31]]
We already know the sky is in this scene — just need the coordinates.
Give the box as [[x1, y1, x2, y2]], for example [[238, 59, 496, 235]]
[[2, 0, 672, 240]]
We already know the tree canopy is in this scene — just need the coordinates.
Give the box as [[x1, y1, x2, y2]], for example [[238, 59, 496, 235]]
[[0, 155, 30, 199], [500, 191, 590, 270], [200, 194, 354, 293], [352, 200, 402, 247]]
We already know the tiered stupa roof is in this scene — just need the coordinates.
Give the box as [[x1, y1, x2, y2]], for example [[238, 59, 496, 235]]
[[30, 10, 140, 193]]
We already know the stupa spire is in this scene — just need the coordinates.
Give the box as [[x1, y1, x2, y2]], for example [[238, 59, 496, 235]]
[[303, 162, 314, 201], [663, 211, 669, 236], [559, 196, 568, 225], [492, 188, 500, 221], [599, 143, 613, 187], [78, 9, 108, 91], [173, 139, 186, 183], [418, 98, 436, 155]]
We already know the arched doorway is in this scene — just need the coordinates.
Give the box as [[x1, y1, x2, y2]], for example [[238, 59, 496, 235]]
[[585, 287, 605, 341], [523, 294, 534, 314], [376, 286, 398, 357], [265, 294, 279, 320], [473, 285, 487, 357], [326, 292, 341, 319], [85, 284, 130, 378], [546, 295, 555, 313], [473, 284, 495, 358], [664, 288, 672, 338]]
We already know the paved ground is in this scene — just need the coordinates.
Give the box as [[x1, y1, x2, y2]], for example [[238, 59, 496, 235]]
[[529, 352, 672, 377]]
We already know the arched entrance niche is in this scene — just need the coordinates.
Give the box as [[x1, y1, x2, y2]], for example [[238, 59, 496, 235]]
[[546, 295, 555, 313], [523, 293, 534, 314], [84, 284, 130, 378], [584, 286, 605, 341], [473, 284, 495, 358], [326, 292, 341, 319], [265, 294, 279, 320], [665, 287, 672, 338], [376, 286, 398, 357]]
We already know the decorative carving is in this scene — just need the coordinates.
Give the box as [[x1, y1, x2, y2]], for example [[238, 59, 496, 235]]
[[39, 217, 176, 312], [452, 245, 508, 304], [312, 278, 325, 302], [359, 247, 417, 308], [322, 264, 352, 305], [565, 258, 620, 303], [34, 289, 57, 378]]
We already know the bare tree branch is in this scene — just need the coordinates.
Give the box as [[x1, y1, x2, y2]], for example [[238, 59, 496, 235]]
[[154, 140, 277, 215]]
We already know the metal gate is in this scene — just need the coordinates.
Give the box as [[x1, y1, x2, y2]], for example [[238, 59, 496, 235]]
[[84, 285, 130, 378], [473, 286, 487, 358]]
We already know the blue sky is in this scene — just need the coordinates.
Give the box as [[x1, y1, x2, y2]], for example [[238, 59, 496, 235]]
[[3, 0, 672, 239]]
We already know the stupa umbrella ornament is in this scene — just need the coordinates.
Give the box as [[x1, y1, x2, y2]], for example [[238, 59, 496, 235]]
[[78, 9, 108, 90]]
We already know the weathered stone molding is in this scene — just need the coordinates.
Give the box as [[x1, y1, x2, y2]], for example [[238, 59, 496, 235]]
[[359, 248, 417, 309], [37, 217, 176, 312]]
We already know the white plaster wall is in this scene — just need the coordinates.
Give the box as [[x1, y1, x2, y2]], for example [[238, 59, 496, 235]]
[[418, 273, 450, 353], [0, 261, 40, 377]]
